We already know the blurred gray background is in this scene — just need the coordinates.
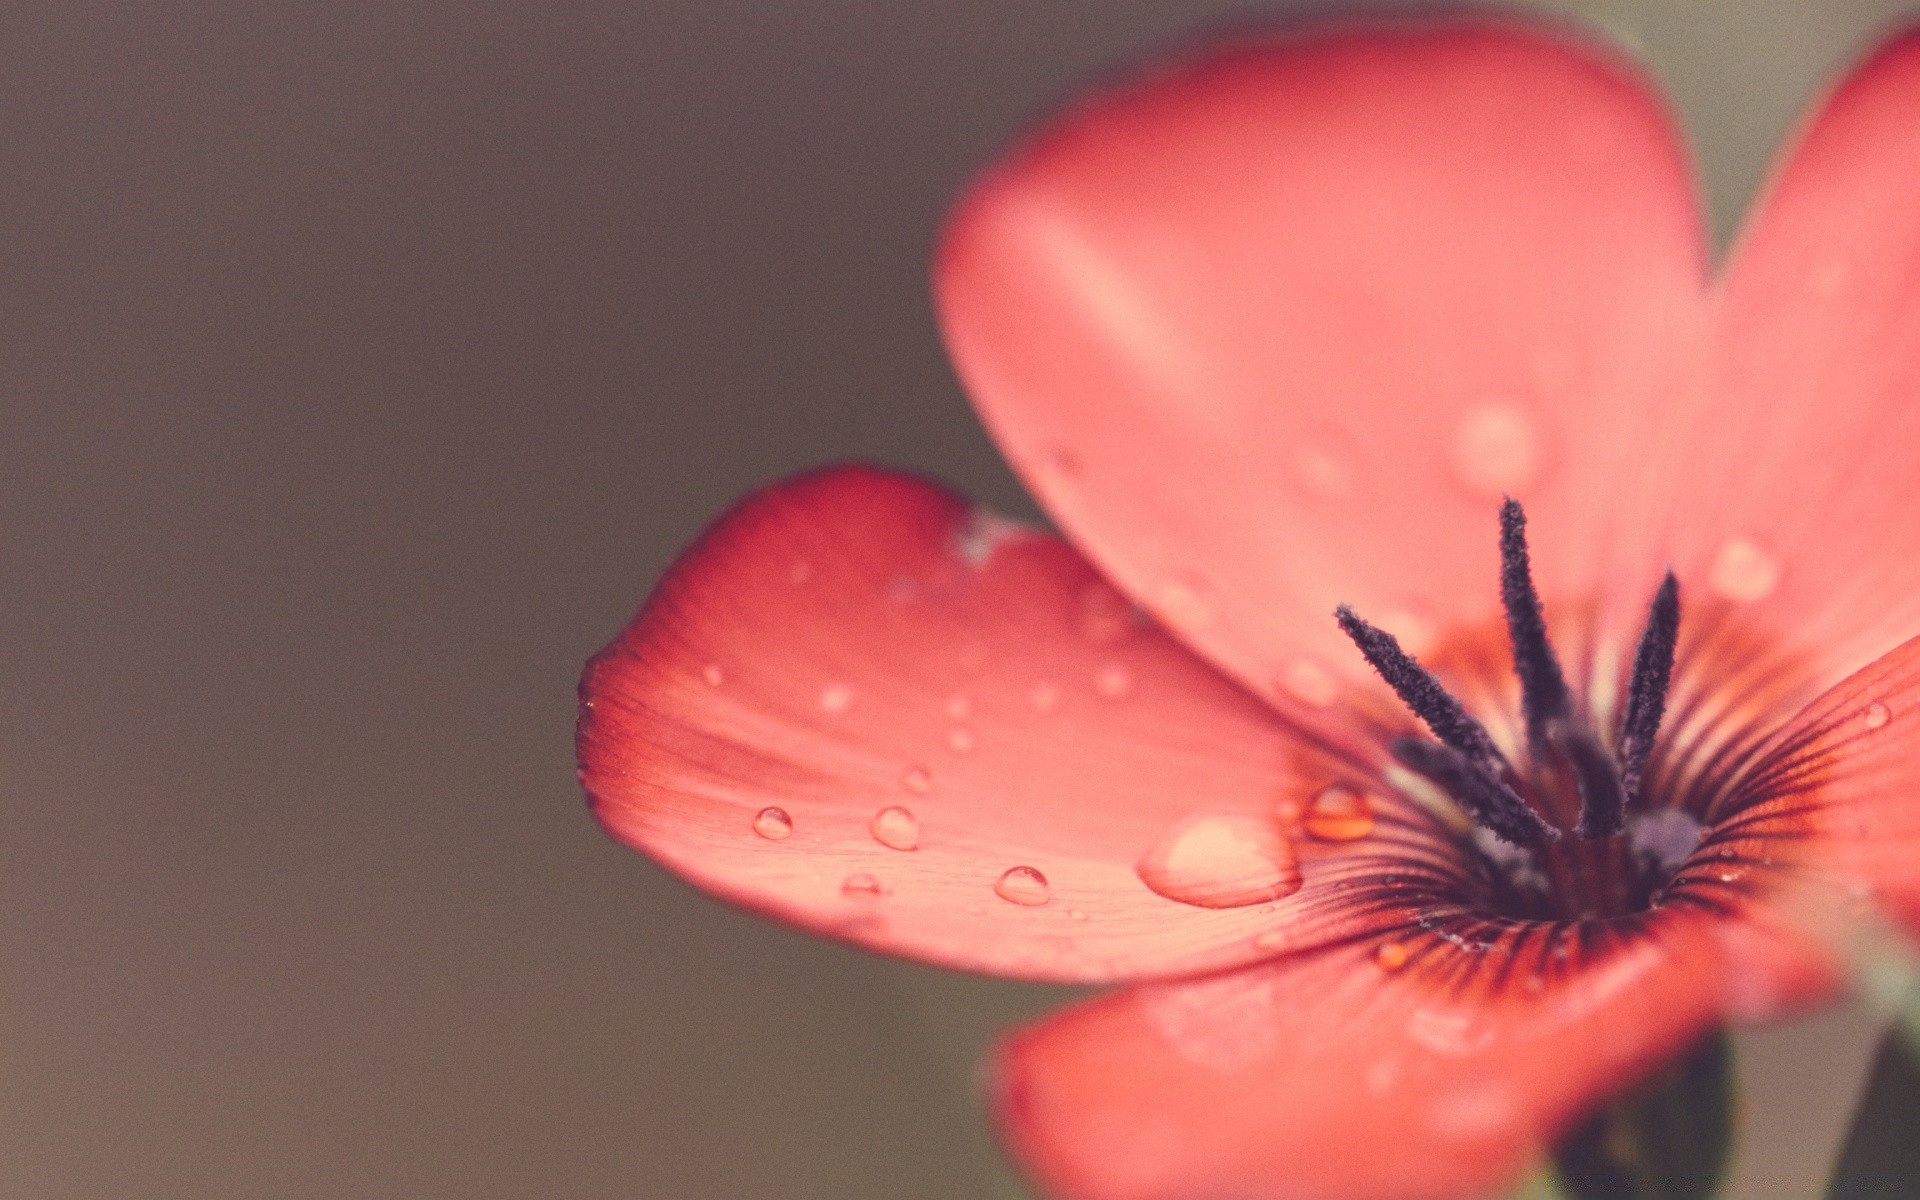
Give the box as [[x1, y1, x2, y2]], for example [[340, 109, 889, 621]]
[[1, 1, 1909, 1197]]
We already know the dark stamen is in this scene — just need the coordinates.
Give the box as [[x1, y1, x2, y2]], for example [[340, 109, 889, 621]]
[[1391, 737, 1558, 848], [1556, 720, 1627, 838], [1499, 497, 1572, 750], [1617, 571, 1681, 803], [1335, 605, 1509, 773]]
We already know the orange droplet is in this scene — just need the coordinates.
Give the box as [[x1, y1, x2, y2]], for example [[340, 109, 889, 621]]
[[1375, 941, 1410, 971], [1303, 785, 1375, 842]]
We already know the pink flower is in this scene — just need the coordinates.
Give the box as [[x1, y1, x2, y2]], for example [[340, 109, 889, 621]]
[[578, 14, 1920, 1200]]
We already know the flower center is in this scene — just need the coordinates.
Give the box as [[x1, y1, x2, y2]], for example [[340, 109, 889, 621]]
[[1336, 499, 1683, 919]]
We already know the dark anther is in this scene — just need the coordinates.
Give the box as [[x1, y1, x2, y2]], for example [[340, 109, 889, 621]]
[[1391, 737, 1558, 848], [1335, 605, 1509, 774], [1557, 720, 1627, 838], [1498, 497, 1572, 750], [1617, 571, 1681, 804]]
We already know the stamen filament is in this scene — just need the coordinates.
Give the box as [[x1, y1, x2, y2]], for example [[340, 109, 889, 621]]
[[1335, 605, 1509, 773], [1498, 497, 1572, 750], [1556, 720, 1627, 838], [1390, 737, 1557, 848], [1617, 571, 1681, 802]]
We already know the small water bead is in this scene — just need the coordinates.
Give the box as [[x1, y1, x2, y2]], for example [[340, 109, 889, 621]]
[[944, 693, 973, 721], [901, 765, 934, 794], [1029, 682, 1062, 713], [995, 866, 1052, 906], [752, 807, 793, 840], [819, 683, 853, 714], [842, 872, 886, 898], [1374, 941, 1411, 972], [1155, 573, 1218, 628], [1094, 663, 1133, 700], [1452, 403, 1542, 496], [870, 806, 920, 851], [1293, 446, 1353, 501], [1281, 660, 1337, 708], [1709, 537, 1782, 603], [1303, 785, 1375, 842], [1078, 582, 1134, 644], [1865, 702, 1892, 731], [701, 663, 725, 687], [1068, 909, 1090, 922], [946, 727, 976, 753], [1137, 815, 1303, 909]]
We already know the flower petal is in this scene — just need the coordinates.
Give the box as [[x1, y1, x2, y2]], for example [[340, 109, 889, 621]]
[[1643, 31, 1920, 686], [1699, 632, 1920, 939], [578, 466, 1445, 983], [995, 913, 1745, 1200], [935, 15, 1708, 709]]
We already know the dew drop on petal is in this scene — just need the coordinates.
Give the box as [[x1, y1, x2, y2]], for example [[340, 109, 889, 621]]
[[1155, 573, 1217, 628], [1293, 446, 1353, 501], [1452, 404, 1542, 496], [1029, 682, 1062, 713], [1375, 940, 1411, 972], [1865, 702, 1891, 731], [946, 727, 976, 753], [1068, 909, 1090, 922], [819, 683, 854, 714], [752, 807, 793, 840], [1303, 785, 1375, 842], [701, 663, 725, 687], [1709, 537, 1782, 602], [1253, 928, 1290, 952], [1137, 816, 1302, 909], [901, 765, 934, 794], [870, 806, 920, 851], [1094, 662, 1133, 700], [995, 866, 1051, 906], [841, 872, 885, 898], [944, 693, 972, 721], [1281, 660, 1337, 708], [1078, 582, 1133, 644]]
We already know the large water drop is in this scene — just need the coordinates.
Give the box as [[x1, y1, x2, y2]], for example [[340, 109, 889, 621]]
[[1136, 815, 1302, 909], [995, 866, 1051, 906]]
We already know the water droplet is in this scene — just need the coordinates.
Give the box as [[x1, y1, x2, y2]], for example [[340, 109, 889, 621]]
[[787, 559, 813, 585], [1281, 660, 1337, 708], [870, 806, 920, 851], [1029, 682, 1062, 713], [944, 693, 972, 721], [1865, 702, 1891, 730], [1709, 537, 1782, 602], [752, 807, 793, 840], [1068, 909, 1090, 921], [1452, 404, 1542, 496], [1377, 608, 1437, 658], [1375, 941, 1411, 971], [1155, 573, 1217, 628], [1094, 662, 1133, 700], [1036, 445, 1081, 481], [1303, 785, 1375, 842], [701, 663, 725, 687], [819, 683, 853, 714], [901, 765, 933, 794], [946, 727, 976, 753], [1078, 582, 1133, 643], [995, 865, 1051, 906], [1136, 815, 1302, 909], [1293, 446, 1353, 500], [1253, 928, 1291, 952], [841, 872, 885, 898]]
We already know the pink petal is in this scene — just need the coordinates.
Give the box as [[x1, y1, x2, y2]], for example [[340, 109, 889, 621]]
[[1635, 30, 1920, 687], [995, 911, 1757, 1200], [935, 15, 1709, 709], [578, 466, 1441, 983]]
